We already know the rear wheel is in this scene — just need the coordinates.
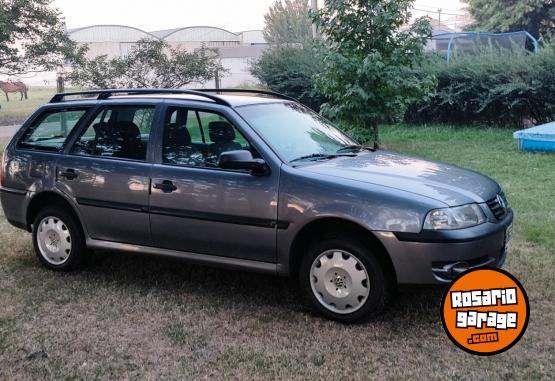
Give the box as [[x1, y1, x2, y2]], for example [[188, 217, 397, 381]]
[[299, 236, 390, 322], [32, 207, 87, 271]]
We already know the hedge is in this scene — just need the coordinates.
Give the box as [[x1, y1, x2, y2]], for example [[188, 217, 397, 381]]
[[405, 45, 555, 127], [250, 43, 326, 111]]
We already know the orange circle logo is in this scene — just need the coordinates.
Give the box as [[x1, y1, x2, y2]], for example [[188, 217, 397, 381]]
[[441, 268, 529, 356]]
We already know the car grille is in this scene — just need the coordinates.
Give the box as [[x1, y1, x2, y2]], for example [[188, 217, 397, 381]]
[[486, 193, 509, 220]]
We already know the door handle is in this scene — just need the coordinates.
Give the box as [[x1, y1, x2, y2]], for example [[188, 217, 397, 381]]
[[153, 180, 177, 193], [59, 168, 78, 180]]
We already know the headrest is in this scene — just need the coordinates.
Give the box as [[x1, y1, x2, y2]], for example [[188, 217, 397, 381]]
[[93, 122, 110, 137], [165, 123, 191, 145], [95, 121, 140, 141], [114, 121, 141, 139], [209, 121, 235, 143]]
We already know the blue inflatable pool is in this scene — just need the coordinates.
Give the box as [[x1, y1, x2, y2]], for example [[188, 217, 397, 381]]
[[514, 122, 555, 152]]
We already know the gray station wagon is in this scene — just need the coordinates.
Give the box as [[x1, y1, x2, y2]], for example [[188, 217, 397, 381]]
[[0, 89, 513, 322]]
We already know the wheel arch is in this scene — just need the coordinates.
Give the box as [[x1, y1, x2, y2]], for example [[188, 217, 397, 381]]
[[288, 217, 397, 284], [26, 191, 84, 235]]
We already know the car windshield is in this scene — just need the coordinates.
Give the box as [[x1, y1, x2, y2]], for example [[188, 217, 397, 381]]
[[237, 102, 359, 163]]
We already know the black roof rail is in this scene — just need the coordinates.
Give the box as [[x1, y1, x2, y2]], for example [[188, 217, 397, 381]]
[[196, 88, 298, 103], [49, 89, 231, 106]]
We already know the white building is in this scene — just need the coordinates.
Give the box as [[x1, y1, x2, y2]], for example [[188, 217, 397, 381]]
[[67, 25, 159, 58], [63, 25, 268, 88]]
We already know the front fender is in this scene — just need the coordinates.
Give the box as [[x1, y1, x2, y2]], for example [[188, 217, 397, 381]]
[[275, 165, 443, 275]]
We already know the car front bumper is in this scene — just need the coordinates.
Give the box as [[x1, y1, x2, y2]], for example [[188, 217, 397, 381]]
[[376, 210, 513, 284]]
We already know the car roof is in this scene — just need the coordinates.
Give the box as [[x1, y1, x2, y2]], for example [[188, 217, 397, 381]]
[[108, 94, 288, 107], [47, 89, 295, 108]]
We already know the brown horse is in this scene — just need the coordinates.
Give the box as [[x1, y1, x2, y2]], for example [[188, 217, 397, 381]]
[[0, 81, 28, 102]]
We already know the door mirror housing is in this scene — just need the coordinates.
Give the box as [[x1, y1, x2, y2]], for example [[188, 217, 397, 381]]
[[218, 150, 270, 176]]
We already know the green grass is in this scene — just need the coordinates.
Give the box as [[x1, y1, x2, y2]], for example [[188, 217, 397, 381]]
[[0, 87, 58, 126], [0, 126, 553, 379], [380, 125, 555, 251]]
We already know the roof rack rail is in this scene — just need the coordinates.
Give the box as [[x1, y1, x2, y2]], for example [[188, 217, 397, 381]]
[[195, 89, 298, 103], [49, 89, 231, 106]]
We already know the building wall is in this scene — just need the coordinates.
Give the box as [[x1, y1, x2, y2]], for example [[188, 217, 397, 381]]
[[69, 25, 158, 59], [62, 25, 268, 88], [163, 27, 241, 43], [220, 57, 259, 87], [69, 25, 157, 43], [240, 30, 266, 45]]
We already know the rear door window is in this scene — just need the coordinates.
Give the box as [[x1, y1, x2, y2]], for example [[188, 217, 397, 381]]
[[18, 108, 89, 151], [71, 105, 155, 161]]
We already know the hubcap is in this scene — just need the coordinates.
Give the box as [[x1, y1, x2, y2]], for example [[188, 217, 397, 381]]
[[310, 250, 370, 314], [37, 216, 72, 265]]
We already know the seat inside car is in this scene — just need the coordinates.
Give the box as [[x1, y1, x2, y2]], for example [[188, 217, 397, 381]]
[[163, 123, 203, 166], [208, 121, 242, 159], [94, 120, 144, 159]]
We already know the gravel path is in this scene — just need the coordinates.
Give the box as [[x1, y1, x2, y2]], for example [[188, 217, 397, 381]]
[[0, 125, 20, 138]]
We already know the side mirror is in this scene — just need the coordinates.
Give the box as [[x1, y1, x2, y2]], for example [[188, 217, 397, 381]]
[[218, 150, 270, 176]]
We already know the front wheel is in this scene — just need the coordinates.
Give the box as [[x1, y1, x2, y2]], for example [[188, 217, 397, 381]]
[[299, 236, 390, 323], [32, 207, 87, 271]]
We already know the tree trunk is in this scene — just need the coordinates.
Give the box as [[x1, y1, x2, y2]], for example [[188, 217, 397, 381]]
[[372, 120, 379, 149]]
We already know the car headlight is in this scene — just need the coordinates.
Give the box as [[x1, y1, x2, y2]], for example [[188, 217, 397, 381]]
[[423, 204, 486, 230]]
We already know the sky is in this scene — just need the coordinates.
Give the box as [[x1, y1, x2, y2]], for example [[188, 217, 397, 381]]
[[52, 0, 466, 33]]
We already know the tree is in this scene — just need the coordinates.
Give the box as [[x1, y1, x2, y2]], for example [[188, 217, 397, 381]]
[[312, 0, 436, 148], [254, 0, 324, 110], [0, 0, 77, 75], [263, 0, 313, 44], [463, 0, 554, 40], [67, 39, 225, 88], [251, 43, 326, 111]]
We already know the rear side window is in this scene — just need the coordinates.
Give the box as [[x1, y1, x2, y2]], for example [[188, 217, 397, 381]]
[[71, 105, 154, 161], [18, 109, 89, 151]]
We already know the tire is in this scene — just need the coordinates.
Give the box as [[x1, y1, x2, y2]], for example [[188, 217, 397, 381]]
[[32, 206, 87, 271], [299, 235, 391, 323]]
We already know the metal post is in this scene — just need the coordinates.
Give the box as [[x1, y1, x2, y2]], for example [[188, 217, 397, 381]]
[[214, 70, 220, 89], [56, 75, 64, 93], [438, 8, 442, 29]]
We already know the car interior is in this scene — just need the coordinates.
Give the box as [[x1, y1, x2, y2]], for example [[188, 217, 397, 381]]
[[92, 120, 146, 160], [72, 106, 152, 160], [162, 108, 255, 168], [66, 105, 258, 167]]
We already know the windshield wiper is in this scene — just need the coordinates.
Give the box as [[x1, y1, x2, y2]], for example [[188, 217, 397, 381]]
[[336, 145, 376, 153], [290, 152, 356, 164]]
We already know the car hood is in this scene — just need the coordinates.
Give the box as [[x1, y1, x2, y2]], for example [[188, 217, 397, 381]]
[[298, 151, 500, 206]]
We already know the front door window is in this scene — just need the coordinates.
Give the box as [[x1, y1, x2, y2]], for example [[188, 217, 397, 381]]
[[162, 107, 252, 168]]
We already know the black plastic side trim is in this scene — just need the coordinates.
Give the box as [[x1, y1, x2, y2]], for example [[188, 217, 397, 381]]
[[76, 198, 146, 213], [75, 198, 290, 229], [150, 206, 289, 229], [6, 219, 27, 230], [0, 186, 27, 196], [87, 238, 278, 275]]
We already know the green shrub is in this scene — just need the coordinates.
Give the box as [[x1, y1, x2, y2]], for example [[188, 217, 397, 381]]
[[250, 43, 326, 111], [407, 45, 555, 127]]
